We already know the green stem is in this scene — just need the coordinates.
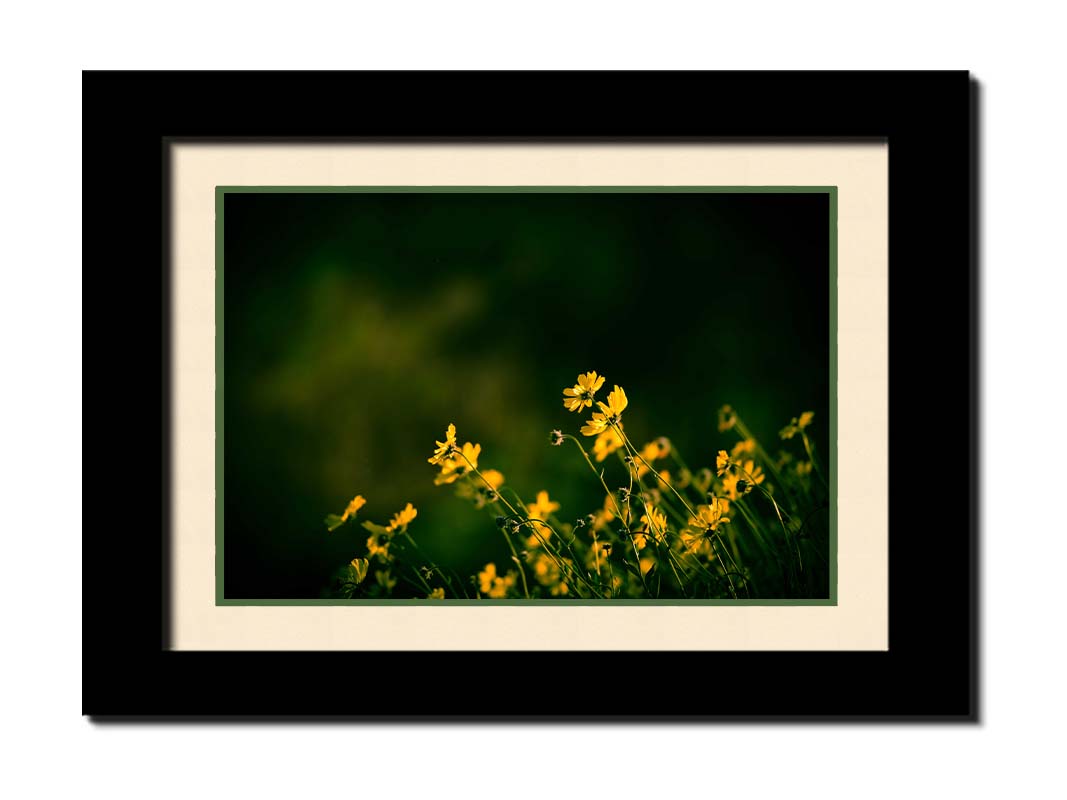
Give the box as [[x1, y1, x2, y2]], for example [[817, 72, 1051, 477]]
[[564, 434, 626, 521], [615, 424, 699, 520], [801, 431, 830, 492], [401, 531, 469, 599]]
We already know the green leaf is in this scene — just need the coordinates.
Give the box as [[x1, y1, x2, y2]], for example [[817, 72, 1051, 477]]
[[324, 514, 346, 532], [361, 521, 391, 536]]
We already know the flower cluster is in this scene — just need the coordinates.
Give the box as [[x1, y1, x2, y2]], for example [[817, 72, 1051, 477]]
[[322, 370, 825, 601]]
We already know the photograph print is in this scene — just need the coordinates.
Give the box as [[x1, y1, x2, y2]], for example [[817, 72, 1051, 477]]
[[219, 187, 834, 603]]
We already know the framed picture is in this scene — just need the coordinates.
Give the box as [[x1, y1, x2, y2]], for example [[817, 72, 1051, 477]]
[[83, 71, 976, 719]]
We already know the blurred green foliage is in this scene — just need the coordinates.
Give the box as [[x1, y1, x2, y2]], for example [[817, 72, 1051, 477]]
[[223, 191, 829, 598]]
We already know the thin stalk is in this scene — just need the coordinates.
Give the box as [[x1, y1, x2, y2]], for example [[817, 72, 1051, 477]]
[[615, 424, 698, 520], [454, 455, 532, 599], [564, 434, 625, 520], [801, 431, 830, 492], [400, 531, 469, 599]]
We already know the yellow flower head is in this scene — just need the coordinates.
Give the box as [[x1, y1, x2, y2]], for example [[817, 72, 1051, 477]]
[[589, 493, 618, 531], [582, 385, 627, 437], [688, 498, 732, 533], [731, 439, 757, 458], [455, 467, 505, 507], [525, 520, 553, 549], [478, 563, 498, 594], [641, 507, 668, 540], [678, 529, 714, 557], [530, 552, 570, 596], [433, 441, 482, 485], [480, 469, 505, 490], [428, 423, 458, 464], [592, 426, 624, 462], [366, 530, 391, 560], [348, 558, 370, 584], [717, 405, 737, 432], [580, 412, 610, 437], [341, 494, 367, 522], [780, 412, 814, 440], [526, 490, 560, 520], [692, 467, 714, 494], [596, 385, 629, 420], [386, 502, 418, 532], [562, 371, 606, 412], [716, 449, 732, 476], [427, 587, 446, 600], [635, 439, 668, 478], [477, 563, 516, 598], [722, 460, 764, 499]]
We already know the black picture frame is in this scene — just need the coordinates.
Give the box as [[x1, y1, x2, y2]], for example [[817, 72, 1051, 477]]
[[83, 71, 977, 720]]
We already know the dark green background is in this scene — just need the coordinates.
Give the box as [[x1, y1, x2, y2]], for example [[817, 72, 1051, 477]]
[[222, 190, 830, 599]]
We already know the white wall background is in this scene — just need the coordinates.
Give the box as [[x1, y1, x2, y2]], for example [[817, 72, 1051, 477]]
[[1, 3, 1063, 798]]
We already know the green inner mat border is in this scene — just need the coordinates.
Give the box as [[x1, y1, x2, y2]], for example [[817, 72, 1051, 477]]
[[214, 185, 838, 606]]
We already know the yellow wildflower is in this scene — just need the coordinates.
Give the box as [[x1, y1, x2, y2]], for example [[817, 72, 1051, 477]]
[[692, 468, 713, 494], [675, 467, 692, 489], [591, 494, 618, 530], [796, 461, 813, 477], [531, 553, 570, 596], [731, 439, 756, 457], [562, 371, 606, 412], [348, 558, 370, 584], [477, 563, 516, 598], [530, 552, 568, 595], [592, 426, 624, 462], [480, 469, 505, 490], [597, 385, 628, 420], [428, 423, 458, 464], [341, 495, 366, 522], [427, 587, 446, 600], [687, 498, 732, 534], [524, 491, 560, 547], [455, 467, 505, 507], [326, 493, 367, 531], [525, 520, 553, 549], [722, 460, 764, 499], [365, 529, 391, 560], [716, 449, 732, 476], [478, 563, 498, 594], [635, 439, 668, 478], [641, 507, 668, 542], [583, 385, 628, 437], [434, 441, 482, 485], [639, 556, 656, 576], [580, 411, 610, 437], [717, 405, 736, 432], [527, 490, 560, 520], [780, 411, 814, 440], [678, 528, 714, 558], [387, 502, 418, 532]]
